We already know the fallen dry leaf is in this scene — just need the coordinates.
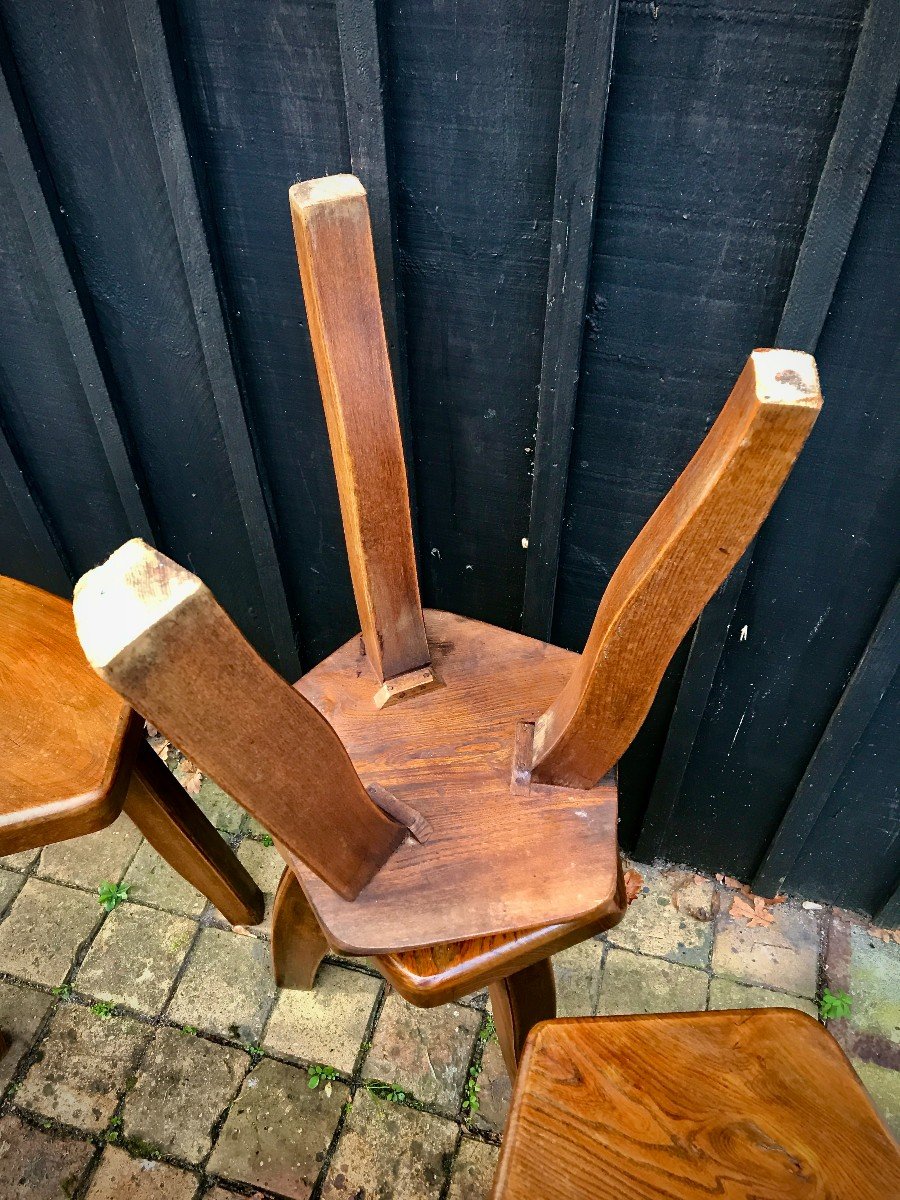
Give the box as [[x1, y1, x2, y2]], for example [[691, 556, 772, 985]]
[[182, 766, 203, 796], [730, 894, 775, 928], [624, 868, 644, 905]]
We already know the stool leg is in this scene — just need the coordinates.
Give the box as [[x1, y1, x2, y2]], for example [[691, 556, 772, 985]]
[[489, 957, 557, 1080], [271, 866, 330, 989], [124, 740, 264, 927]]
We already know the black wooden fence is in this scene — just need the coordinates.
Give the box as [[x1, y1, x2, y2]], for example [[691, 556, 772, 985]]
[[0, 0, 897, 918]]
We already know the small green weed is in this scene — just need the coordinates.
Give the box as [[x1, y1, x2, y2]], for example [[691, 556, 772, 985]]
[[98, 881, 130, 912], [90, 1001, 115, 1019], [260, 833, 274, 847], [365, 1079, 406, 1103], [819, 988, 852, 1020], [180, 1024, 198, 1037], [307, 1063, 338, 1090], [51, 983, 72, 998], [462, 1065, 480, 1116], [479, 1014, 496, 1043]]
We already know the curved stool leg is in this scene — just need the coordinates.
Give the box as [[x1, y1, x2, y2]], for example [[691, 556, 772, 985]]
[[271, 866, 330, 989], [489, 957, 556, 1080]]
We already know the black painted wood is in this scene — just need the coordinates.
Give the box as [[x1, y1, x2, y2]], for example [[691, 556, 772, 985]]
[[792, 671, 898, 919], [521, 0, 618, 640], [172, 0, 356, 667], [0, 0, 289, 666], [0, 0, 895, 913], [0, 420, 69, 594], [662, 91, 900, 894], [336, 0, 419, 550], [876, 877, 900, 929], [124, 0, 298, 677], [753, 581, 899, 896], [384, 0, 568, 631], [0, 42, 154, 551], [636, 0, 889, 863]]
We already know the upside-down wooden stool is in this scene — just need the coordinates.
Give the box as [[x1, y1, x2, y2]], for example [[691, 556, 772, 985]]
[[491, 1010, 900, 1198], [0, 575, 263, 928], [71, 175, 822, 1078]]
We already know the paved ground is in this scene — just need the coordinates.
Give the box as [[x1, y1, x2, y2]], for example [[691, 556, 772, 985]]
[[0, 754, 897, 1199]]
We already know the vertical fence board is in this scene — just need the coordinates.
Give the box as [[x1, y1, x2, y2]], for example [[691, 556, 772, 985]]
[[384, 0, 569, 630], [521, 0, 618, 639], [652, 90, 900, 895], [0, 0, 286, 665], [0, 421, 69, 593], [173, 0, 356, 666], [636, 0, 890, 862], [753, 581, 899, 896], [124, 0, 298, 676]]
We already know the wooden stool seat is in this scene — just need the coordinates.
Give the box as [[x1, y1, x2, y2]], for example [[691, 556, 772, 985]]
[[0, 576, 137, 853], [492, 1010, 900, 1199], [289, 609, 619, 955]]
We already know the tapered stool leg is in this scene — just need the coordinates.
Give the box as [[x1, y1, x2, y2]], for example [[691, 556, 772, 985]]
[[489, 957, 557, 1080], [271, 866, 330, 989], [124, 740, 264, 927]]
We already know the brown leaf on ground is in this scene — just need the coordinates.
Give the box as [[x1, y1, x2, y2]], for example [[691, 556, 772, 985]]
[[182, 765, 203, 796], [730, 894, 775, 928], [624, 868, 644, 905], [867, 925, 900, 944]]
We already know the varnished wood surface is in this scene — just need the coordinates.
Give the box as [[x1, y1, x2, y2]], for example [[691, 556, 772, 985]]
[[0, 575, 138, 854], [290, 175, 429, 684], [532, 350, 822, 788], [492, 1010, 900, 1199], [271, 864, 330, 990], [489, 959, 556, 1079], [124, 740, 264, 928], [292, 609, 619, 953], [376, 857, 628, 1007], [73, 540, 405, 902]]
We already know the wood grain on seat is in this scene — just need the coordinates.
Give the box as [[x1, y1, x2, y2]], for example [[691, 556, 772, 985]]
[[291, 609, 619, 953], [492, 1010, 900, 1199], [376, 857, 628, 1006], [0, 575, 138, 854]]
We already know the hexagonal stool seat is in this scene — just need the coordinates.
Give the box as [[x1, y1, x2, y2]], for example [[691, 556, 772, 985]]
[[492, 1010, 900, 1199]]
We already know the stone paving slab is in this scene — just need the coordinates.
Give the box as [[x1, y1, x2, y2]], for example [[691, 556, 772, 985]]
[[167, 925, 274, 1042], [76, 903, 196, 1015], [0, 978, 53, 1092], [607, 865, 716, 967], [0, 877, 101, 986], [364, 992, 482, 1113], [553, 938, 604, 1016], [843, 923, 900, 1044], [122, 1025, 248, 1162], [37, 817, 142, 890], [596, 947, 708, 1015], [124, 840, 207, 917], [852, 1058, 900, 1139], [0, 847, 40, 871], [17, 1004, 150, 1132], [263, 963, 381, 1073], [712, 899, 820, 999], [230, 837, 284, 931], [448, 1137, 500, 1200], [472, 1036, 510, 1134], [207, 1056, 347, 1198], [321, 1085, 457, 1200], [0, 865, 24, 912], [0, 1111, 94, 1199], [708, 976, 818, 1017], [84, 1145, 198, 1199]]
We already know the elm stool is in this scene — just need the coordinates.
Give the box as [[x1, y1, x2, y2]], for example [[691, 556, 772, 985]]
[[70, 175, 823, 1079]]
